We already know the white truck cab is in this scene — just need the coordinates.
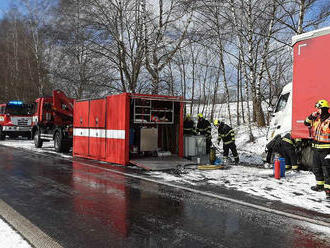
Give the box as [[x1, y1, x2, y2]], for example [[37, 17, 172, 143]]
[[267, 83, 292, 141]]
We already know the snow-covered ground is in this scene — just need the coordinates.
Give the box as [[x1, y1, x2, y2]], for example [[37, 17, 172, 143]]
[[151, 165, 328, 212], [0, 218, 31, 248], [148, 124, 330, 215]]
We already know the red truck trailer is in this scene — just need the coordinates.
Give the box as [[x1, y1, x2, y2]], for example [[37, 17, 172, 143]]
[[73, 93, 191, 170], [291, 27, 330, 139], [266, 26, 330, 168], [0, 101, 33, 140], [32, 90, 74, 152]]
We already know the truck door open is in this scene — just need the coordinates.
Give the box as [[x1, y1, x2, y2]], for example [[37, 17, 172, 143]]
[[128, 95, 190, 170]]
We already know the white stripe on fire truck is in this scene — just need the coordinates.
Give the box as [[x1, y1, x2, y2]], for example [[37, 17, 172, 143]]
[[106, 130, 125, 139], [73, 128, 89, 137], [73, 128, 125, 139], [89, 129, 106, 138]]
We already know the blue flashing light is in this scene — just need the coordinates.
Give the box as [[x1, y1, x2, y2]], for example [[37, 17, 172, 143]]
[[8, 101, 23, 105]]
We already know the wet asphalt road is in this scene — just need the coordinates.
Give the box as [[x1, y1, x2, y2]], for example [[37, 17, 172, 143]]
[[0, 145, 329, 248]]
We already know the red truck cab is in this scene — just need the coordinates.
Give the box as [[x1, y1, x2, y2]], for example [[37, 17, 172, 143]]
[[32, 90, 74, 152], [0, 101, 33, 140]]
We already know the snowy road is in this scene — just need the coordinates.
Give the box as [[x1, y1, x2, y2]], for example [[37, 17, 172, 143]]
[[0, 143, 330, 247]]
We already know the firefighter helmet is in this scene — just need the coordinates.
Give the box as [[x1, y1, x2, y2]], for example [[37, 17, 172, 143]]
[[197, 113, 203, 118], [214, 119, 219, 126], [315, 99, 329, 109]]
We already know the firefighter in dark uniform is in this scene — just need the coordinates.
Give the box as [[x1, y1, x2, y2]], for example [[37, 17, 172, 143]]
[[214, 119, 239, 164], [183, 114, 196, 135], [196, 113, 211, 154], [304, 99, 330, 200], [280, 133, 300, 170], [265, 134, 281, 163]]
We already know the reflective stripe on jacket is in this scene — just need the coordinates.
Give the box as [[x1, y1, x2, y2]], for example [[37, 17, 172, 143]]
[[184, 119, 196, 135], [197, 118, 211, 138], [282, 133, 294, 145], [218, 124, 235, 145], [313, 117, 330, 143], [305, 113, 330, 148]]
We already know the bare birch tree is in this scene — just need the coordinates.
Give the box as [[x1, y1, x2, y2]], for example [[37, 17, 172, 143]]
[[142, 0, 193, 94]]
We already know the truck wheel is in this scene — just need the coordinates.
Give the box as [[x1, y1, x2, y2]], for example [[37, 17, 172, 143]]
[[301, 146, 314, 170], [54, 132, 63, 152], [34, 130, 43, 148]]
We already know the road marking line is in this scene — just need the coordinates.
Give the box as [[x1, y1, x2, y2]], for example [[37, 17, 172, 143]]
[[0, 199, 63, 248]]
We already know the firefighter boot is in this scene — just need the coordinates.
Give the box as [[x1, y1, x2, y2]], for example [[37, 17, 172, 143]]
[[292, 165, 299, 171], [234, 157, 239, 165], [311, 185, 324, 192]]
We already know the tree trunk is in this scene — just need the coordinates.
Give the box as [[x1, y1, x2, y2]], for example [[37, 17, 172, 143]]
[[236, 53, 240, 126]]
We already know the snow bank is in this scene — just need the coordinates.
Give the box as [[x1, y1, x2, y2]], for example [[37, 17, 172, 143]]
[[0, 218, 31, 248]]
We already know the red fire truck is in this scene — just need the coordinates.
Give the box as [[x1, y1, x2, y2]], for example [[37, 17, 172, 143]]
[[31, 90, 74, 152], [0, 101, 33, 140]]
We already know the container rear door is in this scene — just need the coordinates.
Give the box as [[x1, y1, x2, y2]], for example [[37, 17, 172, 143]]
[[292, 33, 330, 138], [73, 101, 89, 156], [89, 99, 106, 159], [106, 94, 129, 165]]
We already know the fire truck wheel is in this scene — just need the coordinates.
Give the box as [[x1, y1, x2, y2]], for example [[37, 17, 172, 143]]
[[34, 130, 43, 148], [54, 132, 63, 153]]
